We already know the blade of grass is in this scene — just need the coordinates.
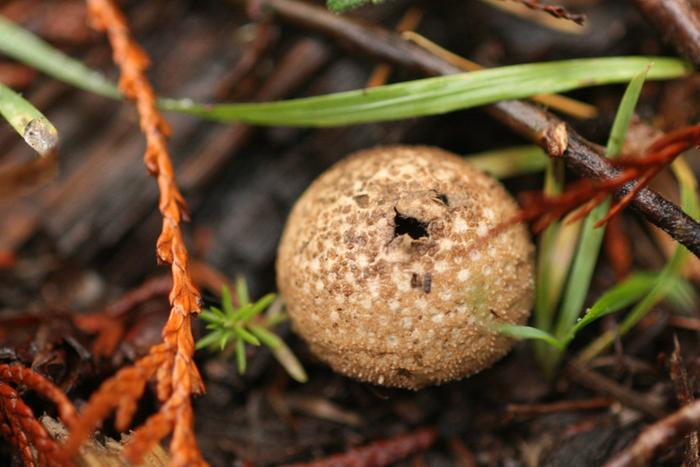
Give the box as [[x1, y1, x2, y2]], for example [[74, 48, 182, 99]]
[[0, 20, 689, 126], [533, 158, 566, 373], [466, 145, 547, 178], [0, 16, 119, 100], [564, 272, 694, 344], [499, 324, 563, 350], [553, 68, 649, 343], [160, 57, 688, 126]]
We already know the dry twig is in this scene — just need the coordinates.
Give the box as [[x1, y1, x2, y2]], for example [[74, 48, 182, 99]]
[[668, 336, 700, 467], [605, 399, 700, 467], [499, 0, 584, 25], [60, 1, 205, 465], [631, 0, 700, 69], [282, 427, 437, 467]]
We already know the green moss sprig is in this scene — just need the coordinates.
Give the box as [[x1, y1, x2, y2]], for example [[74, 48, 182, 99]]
[[197, 277, 307, 383]]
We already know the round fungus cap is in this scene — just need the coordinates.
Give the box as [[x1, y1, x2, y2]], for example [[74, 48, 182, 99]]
[[276, 145, 535, 389]]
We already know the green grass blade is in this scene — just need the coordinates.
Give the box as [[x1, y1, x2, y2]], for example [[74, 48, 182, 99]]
[[499, 325, 563, 350], [0, 82, 58, 156], [0, 16, 120, 100], [466, 145, 548, 179], [161, 57, 688, 126], [0, 21, 689, 126], [554, 68, 648, 342], [565, 273, 657, 341], [534, 160, 565, 333]]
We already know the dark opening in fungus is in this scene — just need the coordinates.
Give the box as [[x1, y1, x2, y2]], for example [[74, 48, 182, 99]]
[[394, 211, 429, 239]]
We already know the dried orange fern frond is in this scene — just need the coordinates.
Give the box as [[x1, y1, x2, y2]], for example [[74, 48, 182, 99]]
[[60, 0, 205, 465], [0, 363, 79, 467], [515, 122, 700, 233]]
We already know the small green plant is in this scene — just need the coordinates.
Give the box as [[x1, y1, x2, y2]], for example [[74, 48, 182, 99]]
[[197, 277, 307, 383]]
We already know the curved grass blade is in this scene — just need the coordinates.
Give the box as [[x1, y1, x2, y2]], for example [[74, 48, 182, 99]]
[[0, 20, 689, 127], [162, 57, 689, 126], [0, 16, 119, 100], [554, 67, 649, 342], [499, 325, 563, 350]]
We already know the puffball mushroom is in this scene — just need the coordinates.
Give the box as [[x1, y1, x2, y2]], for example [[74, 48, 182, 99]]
[[276, 145, 535, 389]]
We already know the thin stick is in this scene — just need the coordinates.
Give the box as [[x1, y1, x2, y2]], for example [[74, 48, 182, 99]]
[[605, 398, 700, 467], [631, 0, 700, 69]]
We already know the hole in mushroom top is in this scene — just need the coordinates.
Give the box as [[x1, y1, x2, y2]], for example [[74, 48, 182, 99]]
[[394, 210, 429, 239], [435, 193, 449, 206]]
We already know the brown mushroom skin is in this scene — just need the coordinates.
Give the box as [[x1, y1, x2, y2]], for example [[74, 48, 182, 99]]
[[277, 146, 535, 389]]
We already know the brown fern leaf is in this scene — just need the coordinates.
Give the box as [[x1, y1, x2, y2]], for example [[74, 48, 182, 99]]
[[59, 0, 206, 465], [0, 374, 74, 467]]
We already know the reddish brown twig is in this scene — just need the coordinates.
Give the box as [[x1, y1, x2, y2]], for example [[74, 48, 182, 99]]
[[502, 0, 585, 25], [505, 398, 613, 419], [282, 427, 437, 467], [605, 398, 700, 467], [0, 364, 79, 467], [61, 1, 205, 465], [513, 122, 700, 234]]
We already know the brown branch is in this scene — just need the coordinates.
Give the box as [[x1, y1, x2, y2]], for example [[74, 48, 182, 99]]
[[631, 0, 700, 69], [500, 0, 585, 25], [605, 398, 700, 467], [282, 427, 437, 467], [669, 336, 700, 467], [566, 360, 666, 419], [250, 0, 700, 258], [61, 1, 206, 466]]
